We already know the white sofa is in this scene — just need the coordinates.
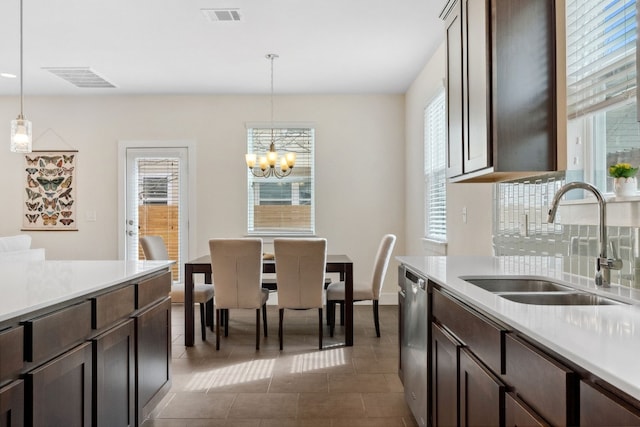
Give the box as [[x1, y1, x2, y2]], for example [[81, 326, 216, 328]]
[[0, 235, 45, 262]]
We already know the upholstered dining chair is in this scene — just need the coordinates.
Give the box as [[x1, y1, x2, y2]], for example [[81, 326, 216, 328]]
[[274, 238, 327, 350], [140, 235, 214, 340], [209, 238, 269, 351], [326, 234, 396, 337]]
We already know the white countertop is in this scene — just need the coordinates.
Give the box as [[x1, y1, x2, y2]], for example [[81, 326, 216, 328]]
[[397, 255, 640, 402], [0, 259, 173, 324]]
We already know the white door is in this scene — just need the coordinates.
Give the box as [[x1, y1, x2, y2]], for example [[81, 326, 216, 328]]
[[122, 146, 189, 282]]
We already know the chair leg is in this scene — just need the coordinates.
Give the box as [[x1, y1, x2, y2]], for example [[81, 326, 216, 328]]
[[216, 309, 221, 351], [199, 303, 206, 341], [224, 309, 229, 337], [255, 309, 260, 351], [318, 308, 323, 350], [373, 300, 380, 337], [339, 302, 345, 326], [207, 298, 214, 331], [262, 303, 268, 337], [326, 299, 331, 325], [329, 301, 335, 338], [279, 308, 284, 350]]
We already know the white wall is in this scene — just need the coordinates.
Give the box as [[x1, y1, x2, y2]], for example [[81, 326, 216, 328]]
[[0, 94, 405, 299], [404, 42, 494, 256]]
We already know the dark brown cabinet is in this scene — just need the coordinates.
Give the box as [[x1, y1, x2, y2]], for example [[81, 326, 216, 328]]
[[441, 0, 561, 182], [431, 323, 460, 427], [135, 297, 171, 426], [93, 319, 135, 427], [580, 380, 640, 426], [459, 348, 505, 427], [505, 392, 549, 427], [26, 342, 92, 427], [0, 380, 24, 427]]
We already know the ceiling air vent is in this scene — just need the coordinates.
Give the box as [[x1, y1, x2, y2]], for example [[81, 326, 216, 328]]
[[42, 67, 116, 89], [201, 8, 241, 22]]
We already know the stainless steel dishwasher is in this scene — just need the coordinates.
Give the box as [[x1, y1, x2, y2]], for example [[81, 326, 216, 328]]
[[402, 266, 428, 427]]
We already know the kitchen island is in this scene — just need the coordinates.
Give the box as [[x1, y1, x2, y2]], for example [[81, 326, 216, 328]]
[[399, 255, 640, 426], [0, 259, 173, 427]]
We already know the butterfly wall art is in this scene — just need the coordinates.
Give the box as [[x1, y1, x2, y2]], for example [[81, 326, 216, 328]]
[[22, 150, 78, 231]]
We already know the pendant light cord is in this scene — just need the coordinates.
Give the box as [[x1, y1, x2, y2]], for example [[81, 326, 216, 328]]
[[19, 0, 24, 118]]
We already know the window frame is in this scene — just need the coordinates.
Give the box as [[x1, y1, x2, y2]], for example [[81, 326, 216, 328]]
[[424, 87, 448, 246], [246, 123, 315, 236]]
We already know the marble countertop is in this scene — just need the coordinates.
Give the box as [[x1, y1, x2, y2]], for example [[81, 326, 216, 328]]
[[0, 259, 173, 324], [397, 255, 640, 401]]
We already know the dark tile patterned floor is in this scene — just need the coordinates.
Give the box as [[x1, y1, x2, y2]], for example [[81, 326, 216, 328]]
[[142, 304, 418, 427]]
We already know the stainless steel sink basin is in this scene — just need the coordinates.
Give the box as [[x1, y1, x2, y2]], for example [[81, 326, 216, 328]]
[[500, 292, 625, 306], [464, 277, 574, 293]]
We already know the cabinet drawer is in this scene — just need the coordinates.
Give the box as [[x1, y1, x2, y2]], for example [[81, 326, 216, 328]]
[[136, 271, 171, 309], [0, 326, 24, 383], [24, 301, 92, 364], [92, 285, 135, 330], [580, 380, 640, 426], [432, 287, 505, 374], [504, 334, 575, 426], [0, 379, 24, 426]]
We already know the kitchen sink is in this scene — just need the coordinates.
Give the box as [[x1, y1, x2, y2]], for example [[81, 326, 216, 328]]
[[500, 292, 626, 306], [464, 277, 574, 293]]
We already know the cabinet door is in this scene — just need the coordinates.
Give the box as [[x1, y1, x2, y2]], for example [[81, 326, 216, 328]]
[[0, 380, 24, 427], [580, 380, 640, 426], [432, 323, 460, 427], [27, 342, 92, 427], [135, 297, 171, 425], [459, 348, 504, 427], [93, 319, 135, 427], [505, 392, 550, 427], [462, 0, 491, 174], [445, 0, 464, 178]]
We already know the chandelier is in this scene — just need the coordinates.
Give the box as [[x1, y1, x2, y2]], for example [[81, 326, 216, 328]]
[[245, 54, 296, 178], [10, 0, 32, 153]]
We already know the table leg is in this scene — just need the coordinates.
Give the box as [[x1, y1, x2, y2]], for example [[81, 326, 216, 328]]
[[345, 263, 353, 346], [185, 265, 195, 346]]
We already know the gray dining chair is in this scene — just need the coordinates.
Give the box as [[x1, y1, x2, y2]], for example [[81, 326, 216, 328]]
[[209, 238, 269, 350], [140, 235, 214, 340], [326, 234, 396, 337], [274, 238, 327, 350]]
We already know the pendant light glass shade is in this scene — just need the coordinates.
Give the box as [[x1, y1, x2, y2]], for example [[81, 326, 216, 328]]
[[11, 116, 32, 153]]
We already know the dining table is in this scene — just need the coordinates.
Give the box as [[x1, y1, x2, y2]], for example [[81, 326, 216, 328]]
[[183, 254, 354, 347]]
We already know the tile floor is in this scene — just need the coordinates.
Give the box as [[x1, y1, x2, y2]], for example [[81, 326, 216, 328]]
[[142, 303, 418, 427]]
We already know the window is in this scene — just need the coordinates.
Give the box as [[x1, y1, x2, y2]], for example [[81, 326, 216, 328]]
[[424, 88, 447, 242], [247, 126, 315, 235], [567, 0, 638, 193]]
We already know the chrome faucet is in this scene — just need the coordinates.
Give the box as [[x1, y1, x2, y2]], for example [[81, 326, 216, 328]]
[[547, 181, 622, 288]]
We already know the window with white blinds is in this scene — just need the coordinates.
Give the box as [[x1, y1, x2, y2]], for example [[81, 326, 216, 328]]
[[424, 89, 447, 242], [247, 126, 315, 235], [567, 0, 637, 118]]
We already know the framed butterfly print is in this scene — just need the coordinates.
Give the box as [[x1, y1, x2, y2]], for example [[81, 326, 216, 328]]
[[22, 150, 78, 231]]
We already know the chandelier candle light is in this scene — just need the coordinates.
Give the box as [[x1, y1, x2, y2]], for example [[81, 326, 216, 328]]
[[10, 0, 32, 153], [245, 54, 296, 178]]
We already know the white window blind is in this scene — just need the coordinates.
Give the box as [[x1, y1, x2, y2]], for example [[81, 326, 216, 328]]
[[247, 126, 315, 235], [567, 0, 637, 118], [424, 89, 447, 242], [131, 156, 182, 279]]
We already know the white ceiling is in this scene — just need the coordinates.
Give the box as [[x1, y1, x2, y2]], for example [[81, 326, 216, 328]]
[[0, 0, 446, 96]]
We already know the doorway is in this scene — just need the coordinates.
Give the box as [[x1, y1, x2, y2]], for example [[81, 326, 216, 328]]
[[118, 142, 195, 283]]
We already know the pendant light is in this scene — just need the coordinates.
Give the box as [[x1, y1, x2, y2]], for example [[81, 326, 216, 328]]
[[245, 54, 295, 178], [10, 0, 32, 153]]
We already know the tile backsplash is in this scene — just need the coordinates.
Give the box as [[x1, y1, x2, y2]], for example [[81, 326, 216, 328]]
[[493, 172, 640, 288]]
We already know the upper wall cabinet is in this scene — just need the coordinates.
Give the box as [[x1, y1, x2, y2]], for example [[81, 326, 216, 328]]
[[441, 0, 567, 182]]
